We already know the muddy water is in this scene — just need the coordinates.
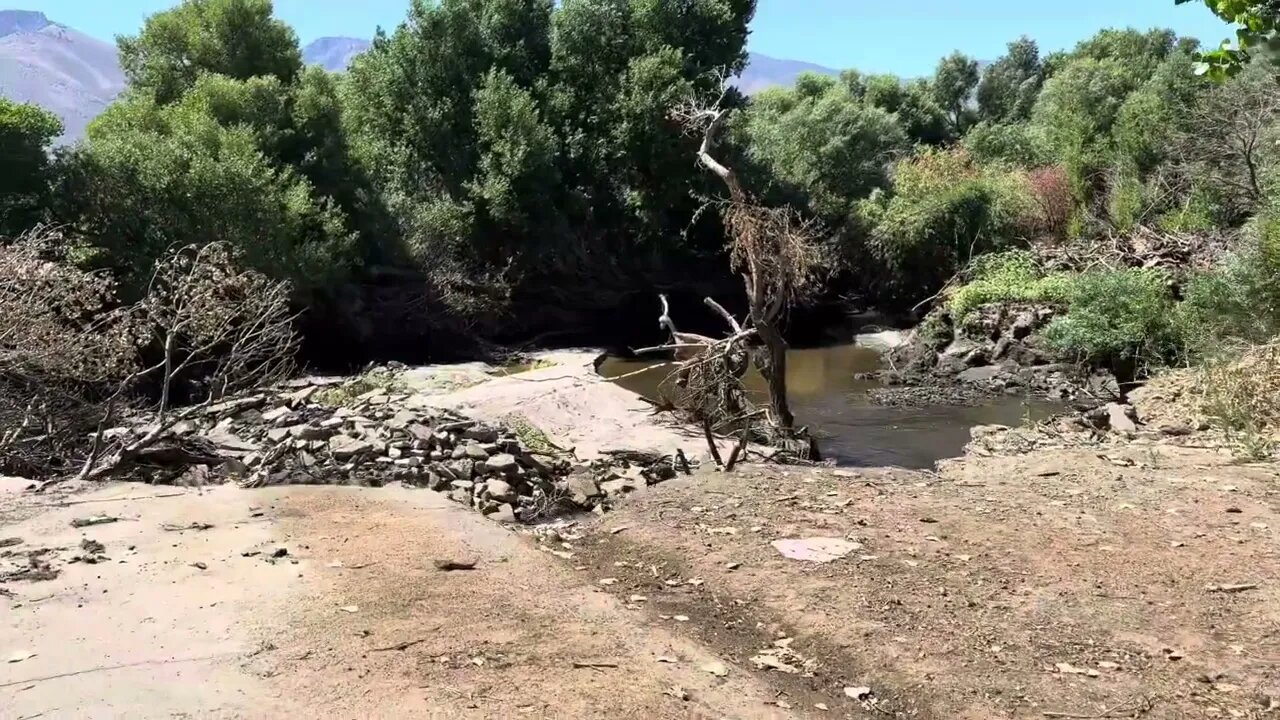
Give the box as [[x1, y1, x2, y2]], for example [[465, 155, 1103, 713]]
[[598, 344, 1060, 468]]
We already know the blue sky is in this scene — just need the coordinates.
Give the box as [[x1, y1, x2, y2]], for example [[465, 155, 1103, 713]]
[[29, 0, 1231, 77]]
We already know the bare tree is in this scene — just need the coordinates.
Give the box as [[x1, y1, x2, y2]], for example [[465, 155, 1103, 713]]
[[0, 229, 298, 483], [0, 227, 140, 477], [1177, 65, 1280, 219], [672, 87, 827, 438], [78, 242, 297, 481]]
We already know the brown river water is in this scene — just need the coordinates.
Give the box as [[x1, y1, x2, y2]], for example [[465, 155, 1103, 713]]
[[597, 343, 1060, 468]]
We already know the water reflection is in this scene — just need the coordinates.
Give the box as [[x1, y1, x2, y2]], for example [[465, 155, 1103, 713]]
[[597, 344, 1059, 469]]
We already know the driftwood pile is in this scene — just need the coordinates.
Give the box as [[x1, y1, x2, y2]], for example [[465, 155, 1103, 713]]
[[89, 375, 686, 523]]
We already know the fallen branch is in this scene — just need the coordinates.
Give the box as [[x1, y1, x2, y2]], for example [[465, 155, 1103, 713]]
[[703, 418, 724, 467], [571, 661, 619, 670], [371, 637, 429, 652]]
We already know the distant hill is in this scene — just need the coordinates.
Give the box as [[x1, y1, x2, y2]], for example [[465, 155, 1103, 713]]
[[301, 37, 371, 72], [739, 52, 840, 93], [301, 36, 841, 92], [0, 14, 841, 145], [0, 10, 125, 144]]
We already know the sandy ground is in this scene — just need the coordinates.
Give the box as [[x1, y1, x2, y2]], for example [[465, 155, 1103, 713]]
[[402, 350, 724, 462], [568, 443, 1280, 719], [2, 482, 832, 719], [6, 356, 1280, 718]]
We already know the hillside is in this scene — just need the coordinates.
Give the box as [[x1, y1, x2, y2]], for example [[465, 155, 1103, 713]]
[[301, 35, 840, 90], [0, 10, 124, 144]]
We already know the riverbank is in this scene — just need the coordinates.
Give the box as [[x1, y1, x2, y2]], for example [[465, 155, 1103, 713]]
[[4, 353, 1277, 718]]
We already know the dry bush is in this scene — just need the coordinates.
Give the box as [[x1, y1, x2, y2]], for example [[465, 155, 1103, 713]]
[[80, 242, 298, 480], [1197, 342, 1280, 459], [0, 230, 298, 481], [0, 227, 140, 476]]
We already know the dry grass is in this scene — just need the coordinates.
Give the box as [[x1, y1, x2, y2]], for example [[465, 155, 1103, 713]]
[[1196, 343, 1280, 458]]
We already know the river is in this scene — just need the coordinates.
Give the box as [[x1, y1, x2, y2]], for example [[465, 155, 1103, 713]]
[[597, 343, 1059, 468]]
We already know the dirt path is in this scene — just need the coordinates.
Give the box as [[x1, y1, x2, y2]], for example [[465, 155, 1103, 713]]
[[2, 483, 831, 719], [569, 444, 1280, 719]]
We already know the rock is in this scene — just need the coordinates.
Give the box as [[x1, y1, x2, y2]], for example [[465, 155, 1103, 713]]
[[491, 504, 518, 524], [450, 480, 475, 492], [957, 364, 1006, 386], [289, 424, 332, 441], [434, 558, 477, 571], [427, 472, 450, 491], [771, 537, 859, 563], [1106, 403, 1139, 434], [464, 443, 491, 460], [564, 472, 602, 505], [447, 459, 476, 481], [1009, 310, 1036, 340], [266, 427, 291, 443], [486, 479, 518, 504], [463, 426, 499, 443], [406, 424, 434, 444], [328, 435, 374, 460], [284, 385, 318, 407], [601, 478, 640, 497], [449, 488, 473, 505], [483, 453, 519, 475], [261, 405, 293, 424]]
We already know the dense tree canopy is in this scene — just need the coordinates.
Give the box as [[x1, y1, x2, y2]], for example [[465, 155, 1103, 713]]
[[3, 0, 1279, 367], [0, 99, 62, 235]]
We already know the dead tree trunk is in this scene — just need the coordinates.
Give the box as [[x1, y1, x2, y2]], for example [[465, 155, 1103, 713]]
[[691, 107, 798, 431]]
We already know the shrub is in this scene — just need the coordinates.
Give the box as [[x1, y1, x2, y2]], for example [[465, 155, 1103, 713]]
[[1025, 165, 1073, 238], [868, 149, 1036, 306], [1177, 220, 1280, 357], [1107, 172, 1146, 234], [1043, 268, 1175, 364], [1196, 344, 1280, 459], [963, 121, 1051, 167], [947, 250, 1073, 319]]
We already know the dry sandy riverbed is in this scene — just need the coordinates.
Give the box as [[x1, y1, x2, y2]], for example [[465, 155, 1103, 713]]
[[4, 353, 1280, 718]]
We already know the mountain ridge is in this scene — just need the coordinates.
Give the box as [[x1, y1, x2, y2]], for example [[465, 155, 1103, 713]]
[[299, 36, 841, 91], [0, 11, 841, 145]]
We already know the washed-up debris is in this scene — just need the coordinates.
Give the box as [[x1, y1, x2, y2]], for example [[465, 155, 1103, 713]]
[[71, 515, 118, 528], [87, 369, 691, 525], [162, 522, 215, 532], [664, 686, 690, 701], [1055, 662, 1101, 677], [7, 650, 36, 663], [771, 537, 860, 563], [191, 561, 208, 570], [271, 547, 289, 558], [0, 537, 23, 549], [79, 539, 105, 556], [338, 605, 359, 613], [1206, 583, 1260, 593], [434, 558, 477, 571], [571, 661, 619, 670], [0, 551, 59, 583]]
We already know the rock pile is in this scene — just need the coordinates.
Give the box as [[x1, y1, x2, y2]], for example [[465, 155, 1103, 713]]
[[869, 303, 1118, 407], [104, 377, 687, 524]]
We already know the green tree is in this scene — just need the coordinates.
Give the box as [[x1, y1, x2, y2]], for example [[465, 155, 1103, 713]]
[[66, 80, 355, 296], [977, 36, 1044, 122], [933, 51, 980, 134], [1177, 0, 1280, 79], [0, 99, 62, 235], [743, 79, 907, 218], [118, 0, 303, 104], [862, 73, 950, 145]]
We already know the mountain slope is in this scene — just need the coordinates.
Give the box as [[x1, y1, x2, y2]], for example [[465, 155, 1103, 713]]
[[740, 52, 840, 93], [300, 36, 840, 92], [0, 10, 125, 143], [302, 37, 370, 72]]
